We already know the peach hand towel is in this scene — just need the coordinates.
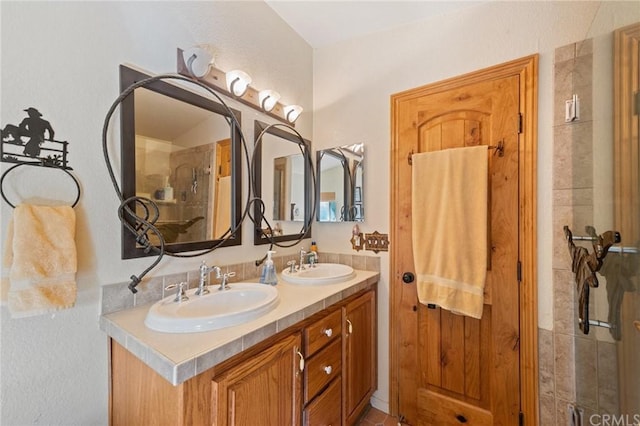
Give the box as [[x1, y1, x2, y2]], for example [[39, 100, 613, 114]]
[[3, 204, 77, 318], [411, 146, 488, 319]]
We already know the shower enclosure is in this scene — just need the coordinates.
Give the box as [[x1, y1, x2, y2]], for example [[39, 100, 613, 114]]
[[548, 15, 639, 426]]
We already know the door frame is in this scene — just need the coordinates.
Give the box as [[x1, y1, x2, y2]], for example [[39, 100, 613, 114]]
[[389, 55, 539, 424]]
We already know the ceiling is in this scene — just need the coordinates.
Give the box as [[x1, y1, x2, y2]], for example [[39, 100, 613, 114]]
[[265, 1, 486, 48]]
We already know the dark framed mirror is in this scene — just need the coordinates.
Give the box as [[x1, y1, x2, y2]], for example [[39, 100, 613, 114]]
[[316, 144, 364, 222], [253, 120, 312, 245], [119, 65, 242, 259]]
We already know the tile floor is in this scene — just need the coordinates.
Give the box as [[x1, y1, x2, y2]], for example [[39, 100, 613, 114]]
[[356, 406, 404, 426]]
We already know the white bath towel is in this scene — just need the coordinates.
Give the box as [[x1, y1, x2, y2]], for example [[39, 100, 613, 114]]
[[3, 204, 77, 318], [411, 146, 488, 319]]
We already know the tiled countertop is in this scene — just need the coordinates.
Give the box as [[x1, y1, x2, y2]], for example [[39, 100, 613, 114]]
[[100, 269, 379, 385]]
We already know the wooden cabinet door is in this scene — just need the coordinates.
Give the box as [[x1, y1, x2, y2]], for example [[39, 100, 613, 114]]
[[343, 291, 377, 426], [212, 332, 303, 426]]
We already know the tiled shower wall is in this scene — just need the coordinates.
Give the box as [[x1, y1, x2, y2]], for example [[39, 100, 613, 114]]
[[541, 39, 620, 425]]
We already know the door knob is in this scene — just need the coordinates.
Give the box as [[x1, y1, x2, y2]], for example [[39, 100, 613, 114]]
[[402, 272, 415, 283]]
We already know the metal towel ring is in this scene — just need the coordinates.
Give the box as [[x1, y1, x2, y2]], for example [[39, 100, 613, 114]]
[[0, 162, 81, 208]]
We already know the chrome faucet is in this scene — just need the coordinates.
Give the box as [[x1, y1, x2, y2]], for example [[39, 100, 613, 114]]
[[197, 261, 221, 295], [299, 249, 307, 270], [307, 251, 318, 267]]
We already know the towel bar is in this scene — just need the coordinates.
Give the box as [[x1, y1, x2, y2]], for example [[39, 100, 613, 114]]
[[579, 318, 614, 329], [407, 142, 505, 165]]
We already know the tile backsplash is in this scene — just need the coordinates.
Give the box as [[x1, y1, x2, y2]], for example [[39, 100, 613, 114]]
[[100, 252, 381, 315]]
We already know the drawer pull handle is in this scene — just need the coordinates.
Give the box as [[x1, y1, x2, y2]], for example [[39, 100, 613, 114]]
[[323, 328, 333, 337], [323, 365, 333, 375], [296, 350, 305, 372], [456, 414, 468, 423], [346, 319, 353, 334]]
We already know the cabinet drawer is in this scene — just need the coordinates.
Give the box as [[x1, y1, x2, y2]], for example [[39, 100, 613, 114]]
[[304, 376, 341, 426], [305, 338, 342, 403], [305, 309, 342, 356]]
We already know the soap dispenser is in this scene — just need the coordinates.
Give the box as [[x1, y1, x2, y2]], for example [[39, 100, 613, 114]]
[[260, 250, 278, 285]]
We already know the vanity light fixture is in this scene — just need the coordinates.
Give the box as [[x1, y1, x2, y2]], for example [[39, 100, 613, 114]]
[[177, 47, 302, 125], [226, 70, 252, 97], [283, 104, 303, 123], [182, 46, 215, 78], [259, 90, 281, 112]]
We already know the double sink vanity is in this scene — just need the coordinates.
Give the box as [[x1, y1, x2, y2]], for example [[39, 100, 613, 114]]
[[104, 62, 376, 425], [101, 263, 379, 425]]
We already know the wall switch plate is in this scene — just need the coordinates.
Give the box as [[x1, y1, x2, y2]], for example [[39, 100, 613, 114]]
[[565, 94, 580, 122], [364, 231, 389, 253]]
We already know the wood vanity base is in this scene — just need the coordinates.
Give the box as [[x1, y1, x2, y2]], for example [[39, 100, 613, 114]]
[[109, 285, 377, 426]]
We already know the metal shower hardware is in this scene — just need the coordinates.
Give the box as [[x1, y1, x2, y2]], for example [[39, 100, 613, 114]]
[[563, 225, 624, 334]]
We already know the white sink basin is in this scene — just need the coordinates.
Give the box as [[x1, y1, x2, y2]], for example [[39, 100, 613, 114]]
[[145, 283, 279, 333], [281, 263, 355, 285]]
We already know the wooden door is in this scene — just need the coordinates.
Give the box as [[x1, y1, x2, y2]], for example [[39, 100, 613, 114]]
[[216, 138, 232, 178], [212, 332, 303, 426], [343, 291, 377, 426], [390, 59, 536, 425]]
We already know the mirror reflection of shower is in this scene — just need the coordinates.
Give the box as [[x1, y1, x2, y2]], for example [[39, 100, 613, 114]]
[[317, 143, 364, 222]]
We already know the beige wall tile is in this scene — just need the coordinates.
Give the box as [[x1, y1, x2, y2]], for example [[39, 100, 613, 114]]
[[540, 394, 557, 426], [553, 122, 594, 190], [554, 59, 576, 126], [553, 188, 593, 207], [555, 333, 576, 402], [597, 341, 620, 415], [555, 43, 576, 63], [575, 336, 598, 409], [554, 269, 577, 336], [539, 328, 556, 398]]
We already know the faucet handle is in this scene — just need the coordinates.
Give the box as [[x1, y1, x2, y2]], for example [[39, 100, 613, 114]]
[[165, 281, 189, 303], [218, 271, 236, 291], [286, 260, 296, 273]]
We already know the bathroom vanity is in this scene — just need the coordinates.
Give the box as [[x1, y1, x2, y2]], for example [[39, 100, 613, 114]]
[[101, 269, 378, 425]]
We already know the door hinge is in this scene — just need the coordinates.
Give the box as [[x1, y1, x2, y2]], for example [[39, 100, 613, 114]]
[[634, 91, 640, 116], [519, 411, 524, 426], [517, 260, 522, 282], [517, 113, 523, 134]]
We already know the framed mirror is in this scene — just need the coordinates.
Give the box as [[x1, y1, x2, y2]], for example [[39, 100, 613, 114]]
[[316, 144, 364, 222], [119, 65, 242, 259], [253, 120, 312, 245]]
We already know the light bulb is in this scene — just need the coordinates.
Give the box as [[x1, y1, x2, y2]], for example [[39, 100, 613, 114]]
[[283, 105, 303, 123], [182, 47, 214, 78], [225, 70, 252, 96], [259, 90, 281, 112]]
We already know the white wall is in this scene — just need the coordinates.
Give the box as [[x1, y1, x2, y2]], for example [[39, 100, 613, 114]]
[[0, 2, 312, 424], [311, 0, 640, 413]]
